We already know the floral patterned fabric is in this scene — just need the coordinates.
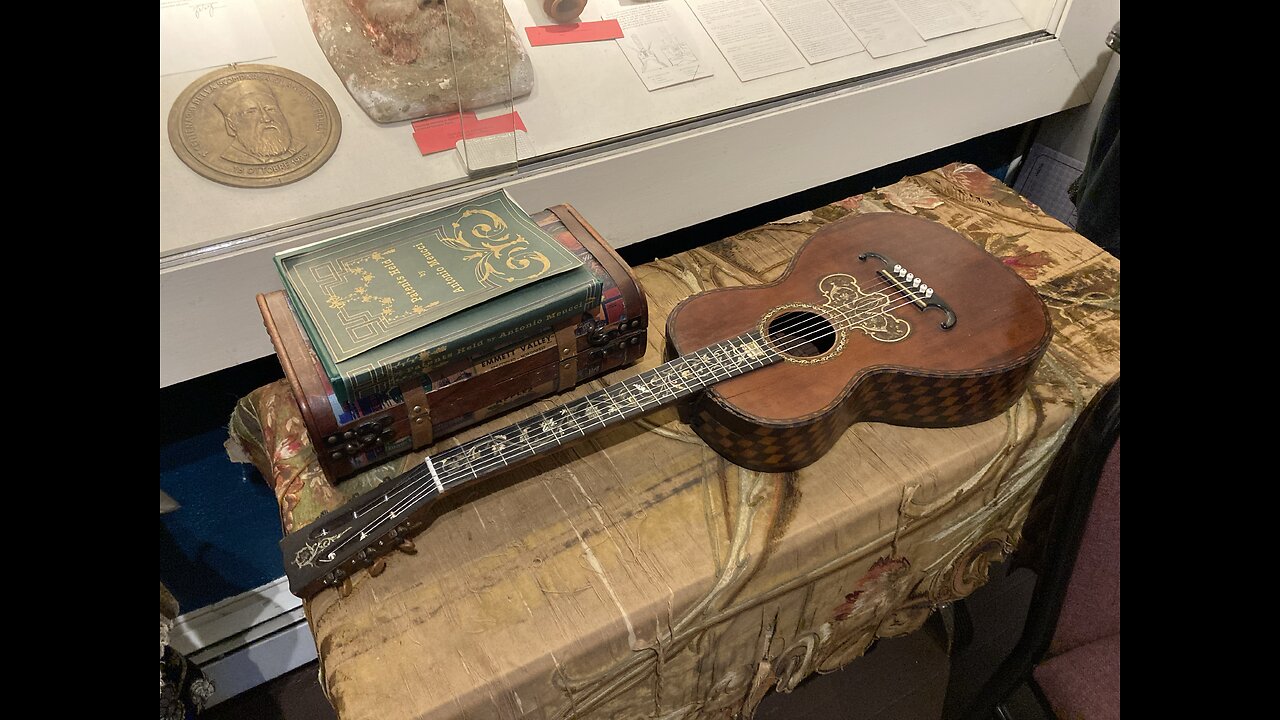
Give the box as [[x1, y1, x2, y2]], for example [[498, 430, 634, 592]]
[[230, 164, 1119, 720]]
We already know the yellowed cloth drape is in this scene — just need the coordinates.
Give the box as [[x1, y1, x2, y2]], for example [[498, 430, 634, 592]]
[[230, 163, 1120, 720]]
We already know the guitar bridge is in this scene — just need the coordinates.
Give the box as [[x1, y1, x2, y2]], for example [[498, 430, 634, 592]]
[[858, 251, 956, 329]]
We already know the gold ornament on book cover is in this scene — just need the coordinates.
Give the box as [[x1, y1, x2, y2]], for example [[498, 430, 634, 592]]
[[445, 209, 554, 287], [323, 248, 441, 321]]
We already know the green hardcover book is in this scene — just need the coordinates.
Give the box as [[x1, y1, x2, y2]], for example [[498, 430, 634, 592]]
[[328, 266, 601, 404], [275, 190, 583, 364]]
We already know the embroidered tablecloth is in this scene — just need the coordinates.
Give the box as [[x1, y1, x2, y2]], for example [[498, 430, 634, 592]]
[[230, 163, 1120, 720]]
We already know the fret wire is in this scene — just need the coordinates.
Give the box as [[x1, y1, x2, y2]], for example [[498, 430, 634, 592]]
[[715, 344, 736, 378], [617, 380, 640, 418], [685, 351, 708, 389], [592, 391, 612, 426], [573, 396, 591, 427], [663, 357, 693, 396], [459, 444, 480, 479], [545, 408, 565, 445], [656, 364, 676, 393], [631, 372, 661, 411], [713, 339, 735, 376], [674, 349, 708, 393], [644, 368, 665, 401], [581, 394, 599, 427], [570, 394, 592, 436], [567, 399, 583, 435], [698, 339, 733, 384], [518, 420, 537, 456], [613, 381, 638, 418], [466, 450, 479, 478], [597, 382, 627, 426], [495, 432, 510, 467]]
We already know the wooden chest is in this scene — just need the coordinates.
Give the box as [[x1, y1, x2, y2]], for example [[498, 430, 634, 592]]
[[257, 205, 647, 481]]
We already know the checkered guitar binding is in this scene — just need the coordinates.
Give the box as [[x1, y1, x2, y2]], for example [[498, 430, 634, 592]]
[[281, 213, 1051, 598]]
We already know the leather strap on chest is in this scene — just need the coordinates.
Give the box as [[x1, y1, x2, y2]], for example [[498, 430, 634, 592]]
[[551, 204, 647, 325], [401, 381, 433, 448]]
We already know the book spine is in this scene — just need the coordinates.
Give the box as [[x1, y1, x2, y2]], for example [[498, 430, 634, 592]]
[[332, 277, 602, 406], [277, 277, 344, 388]]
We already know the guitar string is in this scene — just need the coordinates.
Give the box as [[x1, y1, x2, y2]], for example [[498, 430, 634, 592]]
[[316, 278, 929, 560], [382, 275, 911, 498], [321, 276, 910, 536], [309, 278, 934, 564], [316, 274, 906, 535], [316, 280, 924, 561]]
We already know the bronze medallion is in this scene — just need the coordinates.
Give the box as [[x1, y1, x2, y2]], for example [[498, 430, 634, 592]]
[[167, 64, 341, 188]]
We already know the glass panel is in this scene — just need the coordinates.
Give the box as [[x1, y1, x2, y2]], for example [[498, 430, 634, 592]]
[[160, 0, 1068, 261], [446, 0, 523, 178]]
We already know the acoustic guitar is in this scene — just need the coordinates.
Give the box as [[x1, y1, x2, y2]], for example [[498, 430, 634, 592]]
[[281, 213, 1052, 599]]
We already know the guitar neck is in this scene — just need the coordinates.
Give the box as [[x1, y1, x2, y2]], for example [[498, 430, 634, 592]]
[[283, 330, 780, 597], [432, 330, 776, 485]]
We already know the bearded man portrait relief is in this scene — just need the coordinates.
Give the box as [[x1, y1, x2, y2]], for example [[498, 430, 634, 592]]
[[213, 80, 307, 165]]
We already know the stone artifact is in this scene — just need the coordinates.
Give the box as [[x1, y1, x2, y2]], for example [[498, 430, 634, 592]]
[[303, 0, 534, 123], [167, 64, 342, 188]]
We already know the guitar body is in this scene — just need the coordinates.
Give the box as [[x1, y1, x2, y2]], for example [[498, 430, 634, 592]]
[[666, 213, 1052, 472]]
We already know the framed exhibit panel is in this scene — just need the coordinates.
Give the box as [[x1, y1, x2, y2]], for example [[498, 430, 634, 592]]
[[161, 0, 1119, 386]]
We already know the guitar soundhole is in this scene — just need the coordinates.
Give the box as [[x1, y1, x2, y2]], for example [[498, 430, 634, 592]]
[[766, 311, 836, 359]]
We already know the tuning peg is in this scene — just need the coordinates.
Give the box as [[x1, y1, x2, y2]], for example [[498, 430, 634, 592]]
[[368, 558, 387, 577], [397, 539, 418, 555], [339, 578, 354, 598]]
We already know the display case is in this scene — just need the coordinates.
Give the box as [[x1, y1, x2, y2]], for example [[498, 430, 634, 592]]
[[161, 0, 1118, 386]]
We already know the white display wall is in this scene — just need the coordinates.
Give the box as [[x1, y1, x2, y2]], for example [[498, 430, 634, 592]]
[[160, 0, 1119, 386]]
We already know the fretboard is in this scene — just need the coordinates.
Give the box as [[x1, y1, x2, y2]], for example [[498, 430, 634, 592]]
[[423, 330, 778, 495], [286, 330, 783, 594]]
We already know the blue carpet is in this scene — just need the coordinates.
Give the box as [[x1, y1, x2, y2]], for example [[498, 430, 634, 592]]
[[160, 426, 285, 610], [160, 356, 286, 612]]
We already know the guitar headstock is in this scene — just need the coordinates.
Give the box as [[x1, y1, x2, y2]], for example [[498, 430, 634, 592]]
[[280, 481, 430, 598]]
